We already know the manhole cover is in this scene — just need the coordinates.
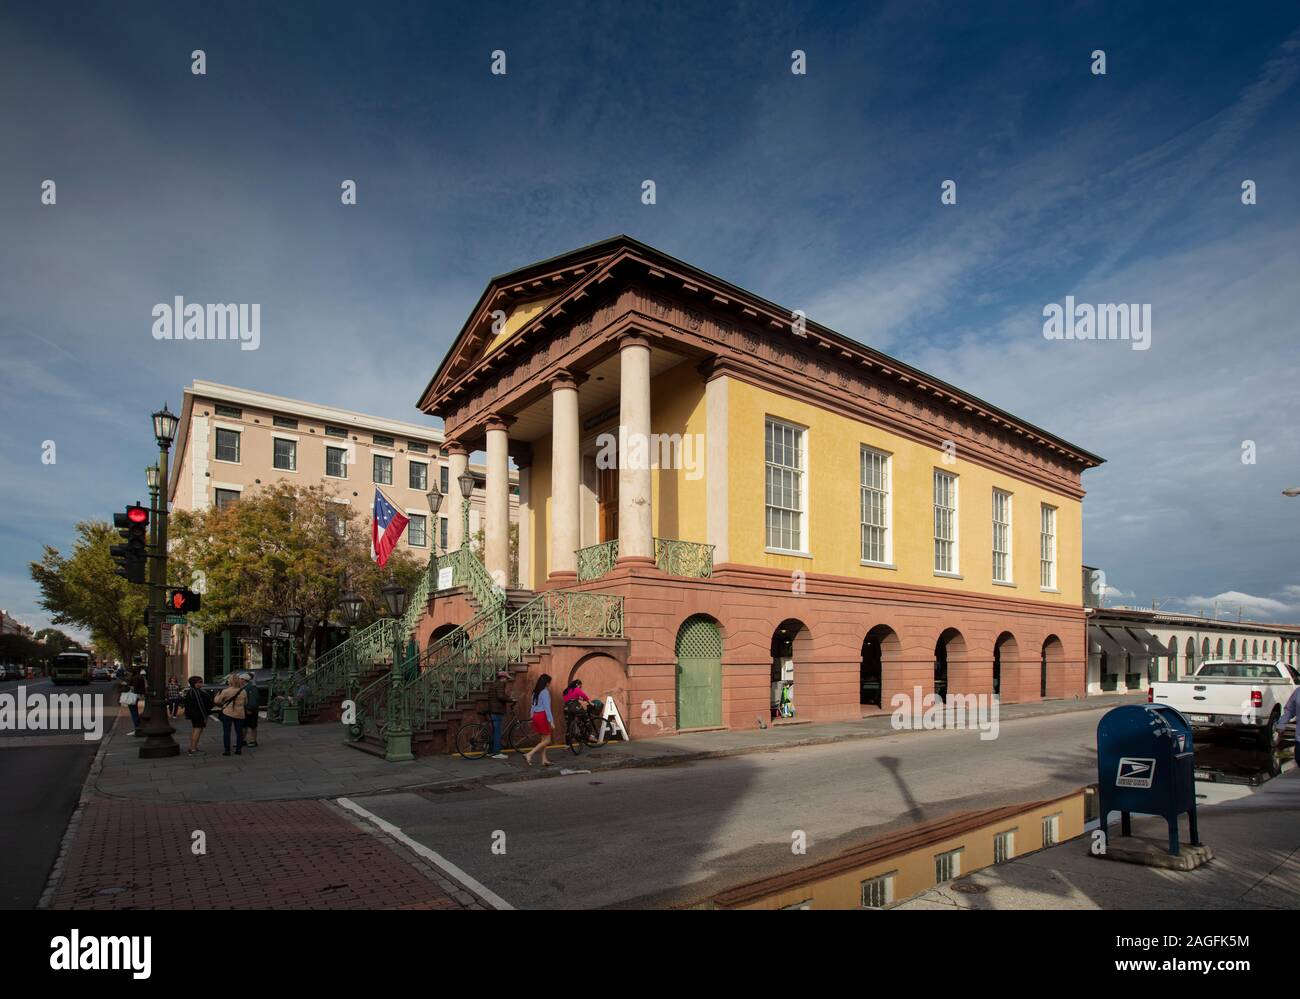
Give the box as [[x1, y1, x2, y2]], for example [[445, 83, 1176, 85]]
[[951, 881, 988, 895]]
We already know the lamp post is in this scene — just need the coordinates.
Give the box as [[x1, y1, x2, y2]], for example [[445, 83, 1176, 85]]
[[381, 580, 413, 762], [139, 404, 180, 759], [458, 470, 475, 571]]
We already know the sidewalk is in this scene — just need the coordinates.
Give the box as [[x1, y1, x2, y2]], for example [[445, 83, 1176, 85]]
[[94, 693, 1144, 803], [47, 713, 476, 910], [895, 767, 1300, 910]]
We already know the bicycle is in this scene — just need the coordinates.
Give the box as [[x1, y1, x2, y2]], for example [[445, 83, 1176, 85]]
[[563, 701, 607, 755], [456, 709, 537, 760]]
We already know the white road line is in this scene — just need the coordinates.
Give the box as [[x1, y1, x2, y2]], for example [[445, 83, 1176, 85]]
[[336, 796, 514, 910]]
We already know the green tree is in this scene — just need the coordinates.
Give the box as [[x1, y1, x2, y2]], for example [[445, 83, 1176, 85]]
[[35, 628, 82, 658], [168, 481, 422, 665], [29, 522, 149, 666]]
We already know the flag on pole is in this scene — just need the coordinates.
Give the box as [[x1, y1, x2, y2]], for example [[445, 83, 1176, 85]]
[[371, 488, 409, 568]]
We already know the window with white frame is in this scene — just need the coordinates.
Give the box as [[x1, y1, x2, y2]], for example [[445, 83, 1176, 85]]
[[934, 848, 962, 882], [992, 489, 1012, 583], [860, 446, 890, 564], [408, 514, 427, 548], [214, 487, 240, 510], [933, 471, 958, 573], [273, 437, 297, 471], [1039, 504, 1057, 589], [765, 418, 805, 552], [409, 461, 428, 491], [994, 829, 1015, 863], [1041, 813, 1060, 847], [326, 446, 348, 479], [861, 872, 896, 908], [373, 454, 393, 485], [215, 428, 241, 463]]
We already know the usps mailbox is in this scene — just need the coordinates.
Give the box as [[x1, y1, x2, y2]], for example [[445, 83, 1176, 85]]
[[1096, 703, 1200, 856]]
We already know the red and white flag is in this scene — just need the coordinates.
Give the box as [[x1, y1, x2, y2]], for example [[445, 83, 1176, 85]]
[[371, 488, 409, 568]]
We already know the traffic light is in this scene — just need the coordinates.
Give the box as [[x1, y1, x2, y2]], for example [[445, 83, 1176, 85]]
[[111, 504, 149, 584], [168, 588, 201, 614]]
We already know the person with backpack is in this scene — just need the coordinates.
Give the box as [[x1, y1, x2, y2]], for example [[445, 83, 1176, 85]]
[[181, 676, 211, 755], [240, 672, 261, 747], [523, 673, 554, 769], [213, 674, 248, 756]]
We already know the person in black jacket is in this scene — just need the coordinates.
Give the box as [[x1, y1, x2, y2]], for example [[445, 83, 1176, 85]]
[[181, 676, 211, 755], [241, 672, 261, 747]]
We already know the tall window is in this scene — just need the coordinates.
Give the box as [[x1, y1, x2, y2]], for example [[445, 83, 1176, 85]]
[[215, 428, 241, 463], [440, 464, 449, 493], [860, 447, 890, 564], [1039, 504, 1057, 589], [409, 461, 428, 491], [861, 873, 895, 909], [439, 517, 448, 551], [933, 471, 958, 573], [765, 418, 805, 552], [994, 830, 1015, 863], [273, 438, 297, 471], [934, 848, 962, 882], [373, 454, 393, 485], [992, 489, 1012, 583], [326, 446, 348, 478], [408, 514, 427, 548], [214, 488, 239, 509], [1041, 814, 1060, 847]]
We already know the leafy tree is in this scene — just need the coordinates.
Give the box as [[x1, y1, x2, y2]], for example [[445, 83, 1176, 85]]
[[0, 633, 45, 668], [35, 628, 82, 658], [29, 522, 149, 666], [168, 481, 422, 665]]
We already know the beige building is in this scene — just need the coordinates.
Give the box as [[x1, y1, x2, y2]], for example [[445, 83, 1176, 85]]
[[167, 380, 518, 678]]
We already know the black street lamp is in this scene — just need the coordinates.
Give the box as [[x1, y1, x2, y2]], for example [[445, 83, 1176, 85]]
[[340, 587, 364, 625], [381, 580, 408, 619], [139, 404, 180, 758], [458, 470, 475, 556]]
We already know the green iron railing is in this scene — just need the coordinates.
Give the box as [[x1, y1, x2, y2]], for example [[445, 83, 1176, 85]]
[[575, 537, 715, 582], [350, 589, 624, 746], [576, 539, 619, 581], [273, 616, 398, 715]]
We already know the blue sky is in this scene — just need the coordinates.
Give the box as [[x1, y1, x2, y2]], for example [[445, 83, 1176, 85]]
[[2, 1, 1298, 636]]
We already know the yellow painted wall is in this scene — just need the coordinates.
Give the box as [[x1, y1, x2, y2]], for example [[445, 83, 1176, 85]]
[[528, 430, 553, 590], [724, 379, 1084, 604], [483, 294, 560, 357], [649, 361, 708, 545]]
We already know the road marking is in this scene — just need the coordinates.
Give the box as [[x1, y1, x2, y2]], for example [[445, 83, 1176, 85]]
[[336, 796, 514, 910]]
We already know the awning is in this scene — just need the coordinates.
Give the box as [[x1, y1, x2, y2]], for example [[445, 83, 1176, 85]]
[[1089, 625, 1125, 657], [1104, 626, 1154, 660], [1129, 628, 1171, 657]]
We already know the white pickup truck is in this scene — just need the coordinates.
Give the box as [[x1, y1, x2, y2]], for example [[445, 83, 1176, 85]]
[[1149, 659, 1298, 748]]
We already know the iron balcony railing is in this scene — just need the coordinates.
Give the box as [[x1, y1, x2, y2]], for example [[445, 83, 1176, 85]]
[[575, 537, 715, 582]]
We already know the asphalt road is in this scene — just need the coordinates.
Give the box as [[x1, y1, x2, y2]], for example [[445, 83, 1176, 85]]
[[351, 705, 1113, 909], [0, 677, 112, 908]]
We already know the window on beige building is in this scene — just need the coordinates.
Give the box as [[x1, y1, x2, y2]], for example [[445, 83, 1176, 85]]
[[992, 489, 1012, 583], [409, 514, 427, 548], [273, 438, 297, 471], [409, 461, 428, 491], [373, 454, 392, 485], [326, 446, 348, 479], [933, 471, 958, 574], [215, 428, 241, 463]]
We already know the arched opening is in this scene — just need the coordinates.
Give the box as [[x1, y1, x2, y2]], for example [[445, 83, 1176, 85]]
[[860, 625, 899, 710], [934, 628, 965, 704], [1183, 637, 1195, 680], [1216, 638, 1224, 658], [675, 615, 723, 730], [1229, 639, 1237, 660], [1041, 635, 1065, 698], [429, 623, 459, 645], [771, 619, 810, 719], [1252, 639, 1259, 658], [993, 632, 1018, 699]]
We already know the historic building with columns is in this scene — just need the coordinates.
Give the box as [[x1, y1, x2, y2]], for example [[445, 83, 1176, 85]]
[[416, 236, 1104, 738]]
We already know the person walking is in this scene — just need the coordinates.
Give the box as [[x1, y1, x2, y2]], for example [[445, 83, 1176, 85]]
[[213, 674, 248, 756], [166, 675, 182, 718], [241, 672, 261, 747], [181, 676, 211, 755], [487, 671, 515, 760], [523, 673, 554, 768], [120, 668, 147, 735]]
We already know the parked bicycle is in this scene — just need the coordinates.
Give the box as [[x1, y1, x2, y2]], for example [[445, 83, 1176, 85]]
[[456, 709, 537, 760]]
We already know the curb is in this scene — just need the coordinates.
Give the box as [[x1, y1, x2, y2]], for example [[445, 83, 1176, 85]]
[[37, 706, 126, 909]]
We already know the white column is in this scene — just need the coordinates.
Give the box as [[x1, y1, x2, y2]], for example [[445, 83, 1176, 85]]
[[618, 333, 654, 565], [445, 442, 468, 553], [704, 365, 729, 565], [551, 371, 581, 580], [517, 459, 531, 590], [485, 416, 512, 588]]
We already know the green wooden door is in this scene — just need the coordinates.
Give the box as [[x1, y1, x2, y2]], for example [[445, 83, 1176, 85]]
[[676, 616, 722, 729]]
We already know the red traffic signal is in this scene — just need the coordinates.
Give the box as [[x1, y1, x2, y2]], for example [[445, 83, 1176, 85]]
[[126, 504, 149, 525], [168, 588, 200, 614]]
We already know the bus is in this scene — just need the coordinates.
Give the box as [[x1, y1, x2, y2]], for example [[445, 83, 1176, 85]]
[[51, 651, 92, 685]]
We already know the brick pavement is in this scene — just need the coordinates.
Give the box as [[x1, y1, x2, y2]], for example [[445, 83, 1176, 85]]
[[50, 795, 471, 910]]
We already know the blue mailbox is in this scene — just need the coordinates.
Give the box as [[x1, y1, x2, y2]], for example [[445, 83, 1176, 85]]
[[1096, 703, 1200, 856]]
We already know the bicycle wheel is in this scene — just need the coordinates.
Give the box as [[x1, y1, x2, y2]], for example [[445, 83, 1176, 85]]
[[456, 721, 491, 760], [506, 716, 535, 755], [565, 717, 585, 755], [585, 715, 606, 748]]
